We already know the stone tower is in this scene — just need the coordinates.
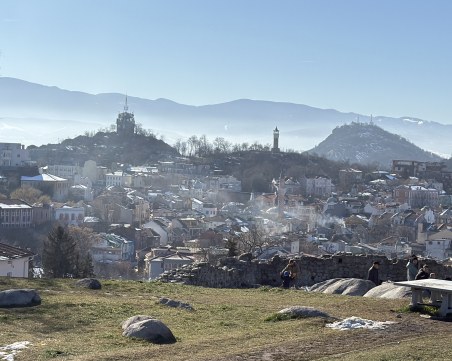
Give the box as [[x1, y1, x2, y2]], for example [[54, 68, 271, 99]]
[[272, 126, 280, 152], [116, 95, 136, 136]]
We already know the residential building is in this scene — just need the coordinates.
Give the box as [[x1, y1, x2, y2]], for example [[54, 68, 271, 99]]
[[55, 205, 85, 226], [0, 243, 34, 278], [32, 203, 53, 225], [425, 229, 452, 260], [338, 168, 363, 192], [143, 219, 171, 246], [205, 175, 242, 192], [393, 185, 439, 208], [91, 233, 135, 263], [0, 199, 33, 229], [392, 160, 446, 179], [42, 164, 82, 182], [301, 176, 334, 197], [105, 171, 133, 188], [191, 198, 218, 217], [0, 143, 32, 167], [145, 252, 194, 280]]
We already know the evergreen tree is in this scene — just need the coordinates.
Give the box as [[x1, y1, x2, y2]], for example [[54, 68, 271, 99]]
[[42, 225, 78, 278], [226, 238, 238, 257]]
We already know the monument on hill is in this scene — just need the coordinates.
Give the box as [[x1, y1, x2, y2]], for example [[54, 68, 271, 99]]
[[116, 96, 136, 136], [272, 126, 280, 153]]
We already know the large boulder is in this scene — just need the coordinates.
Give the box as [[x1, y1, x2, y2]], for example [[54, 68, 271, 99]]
[[75, 278, 102, 290], [122, 315, 176, 344], [309, 278, 375, 296], [0, 289, 41, 308], [364, 282, 411, 299]]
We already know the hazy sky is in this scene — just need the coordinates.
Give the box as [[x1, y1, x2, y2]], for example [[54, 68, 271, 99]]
[[1, 0, 452, 124]]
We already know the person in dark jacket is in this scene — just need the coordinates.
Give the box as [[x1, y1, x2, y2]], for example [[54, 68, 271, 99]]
[[415, 264, 430, 280], [281, 271, 294, 288], [367, 261, 381, 285]]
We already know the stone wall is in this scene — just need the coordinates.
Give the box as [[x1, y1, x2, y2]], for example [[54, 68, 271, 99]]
[[158, 254, 452, 288]]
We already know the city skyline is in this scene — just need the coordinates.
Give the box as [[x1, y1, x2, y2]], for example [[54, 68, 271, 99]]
[[1, 0, 452, 124]]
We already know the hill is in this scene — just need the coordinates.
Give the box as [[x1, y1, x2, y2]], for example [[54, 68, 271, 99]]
[[1, 277, 451, 360], [308, 122, 443, 167], [1, 77, 452, 157], [29, 131, 178, 167]]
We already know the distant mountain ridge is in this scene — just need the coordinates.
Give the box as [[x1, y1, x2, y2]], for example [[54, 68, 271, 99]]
[[0, 77, 451, 158], [308, 122, 443, 167]]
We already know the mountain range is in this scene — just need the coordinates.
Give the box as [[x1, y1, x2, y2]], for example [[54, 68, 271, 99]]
[[1, 77, 451, 159]]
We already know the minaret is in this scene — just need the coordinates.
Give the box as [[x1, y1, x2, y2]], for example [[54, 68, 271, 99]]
[[272, 127, 280, 152]]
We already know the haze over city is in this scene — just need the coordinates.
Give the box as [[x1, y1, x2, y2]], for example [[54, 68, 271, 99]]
[[1, 0, 452, 125]]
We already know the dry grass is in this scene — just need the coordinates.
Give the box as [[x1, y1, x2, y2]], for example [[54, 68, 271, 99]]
[[1, 277, 451, 361]]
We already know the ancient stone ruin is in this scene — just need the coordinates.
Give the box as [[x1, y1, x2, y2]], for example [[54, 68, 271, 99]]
[[157, 254, 452, 288]]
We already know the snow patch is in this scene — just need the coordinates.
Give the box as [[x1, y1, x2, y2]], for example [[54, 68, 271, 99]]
[[402, 118, 424, 125], [0, 341, 31, 361], [326, 316, 396, 331]]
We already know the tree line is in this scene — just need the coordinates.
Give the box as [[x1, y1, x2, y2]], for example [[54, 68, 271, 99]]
[[174, 135, 275, 157]]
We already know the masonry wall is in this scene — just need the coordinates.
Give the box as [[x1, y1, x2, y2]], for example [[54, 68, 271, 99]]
[[158, 254, 452, 288]]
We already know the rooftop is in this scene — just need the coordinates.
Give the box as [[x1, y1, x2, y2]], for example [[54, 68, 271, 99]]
[[0, 243, 34, 261]]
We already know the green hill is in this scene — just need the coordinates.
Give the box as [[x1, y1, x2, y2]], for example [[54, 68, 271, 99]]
[[1, 277, 451, 361]]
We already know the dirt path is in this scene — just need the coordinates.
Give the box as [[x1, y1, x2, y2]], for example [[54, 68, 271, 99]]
[[213, 313, 452, 361]]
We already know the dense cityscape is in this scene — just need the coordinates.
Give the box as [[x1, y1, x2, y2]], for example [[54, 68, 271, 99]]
[[1, 99, 452, 282]]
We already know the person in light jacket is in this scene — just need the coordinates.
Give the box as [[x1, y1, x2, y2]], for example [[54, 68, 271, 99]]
[[406, 255, 419, 281]]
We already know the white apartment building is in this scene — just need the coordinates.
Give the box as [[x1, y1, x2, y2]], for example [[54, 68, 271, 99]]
[[43, 164, 82, 181], [0, 243, 34, 278], [55, 205, 85, 226], [0, 143, 32, 167], [105, 171, 133, 187]]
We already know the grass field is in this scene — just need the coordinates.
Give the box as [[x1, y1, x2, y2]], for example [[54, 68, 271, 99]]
[[1, 277, 451, 361]]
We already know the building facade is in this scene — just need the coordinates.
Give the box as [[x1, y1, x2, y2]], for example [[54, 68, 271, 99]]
[[0, 143, 32, 167], [0, 199, 33, 228]]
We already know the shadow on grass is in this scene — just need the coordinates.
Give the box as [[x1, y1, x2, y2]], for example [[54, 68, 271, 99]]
[[398, 304, 452, 322]]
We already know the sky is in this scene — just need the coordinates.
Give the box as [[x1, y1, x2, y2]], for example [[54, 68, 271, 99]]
[[1, 0, 452, 124]]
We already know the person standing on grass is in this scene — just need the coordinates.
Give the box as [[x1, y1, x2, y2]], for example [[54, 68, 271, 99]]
[[367, 261, 381, 286], [281, 259, 299, 288], [406, 255, 419, 281], [415, 264, 431, 280]]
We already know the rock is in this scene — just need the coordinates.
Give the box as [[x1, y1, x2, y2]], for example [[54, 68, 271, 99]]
[[278, 306, 330, 319], [122, 316, 176, 344], [159, 297, 193, 311], [364, 282, 411, 299], [75, 278, 102, 289], [0, 289, 41, 308], [121, 315, 154, 330], [309, 278, 375, 296]]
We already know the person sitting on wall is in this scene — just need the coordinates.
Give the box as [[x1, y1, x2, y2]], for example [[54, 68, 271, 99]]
[[281, 271, 294, 289], [367, 261, 381, 286], [415, 264, 431, 280]]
